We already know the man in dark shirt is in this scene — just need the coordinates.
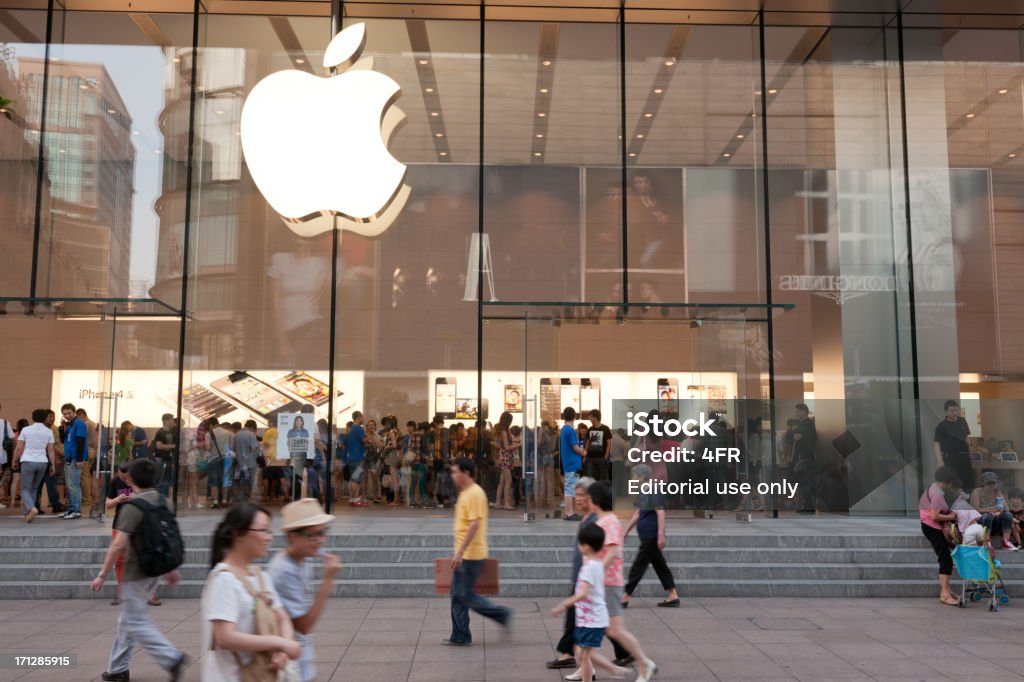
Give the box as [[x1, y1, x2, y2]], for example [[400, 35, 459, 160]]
[[933, 399, 974, 491], [585, 409, 612, 482], [791, 403, 818, 514], [622, 464, 679, 608], [151, 414, 177, 495]]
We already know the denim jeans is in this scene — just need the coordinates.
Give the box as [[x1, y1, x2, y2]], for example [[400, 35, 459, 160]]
[[981, 511, 1015, 538], [19, 461, 47, 515], [449, 559, 511, 644], [107, 578, 183, 674], [65, 462, 82, 513]]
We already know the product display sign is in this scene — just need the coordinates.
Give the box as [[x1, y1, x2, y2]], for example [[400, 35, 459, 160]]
[[279, 413, 316, 460], [504, 385, 523, 413]]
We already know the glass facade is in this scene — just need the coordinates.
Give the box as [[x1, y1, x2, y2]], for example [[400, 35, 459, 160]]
[[1, 1, 1022, 516]]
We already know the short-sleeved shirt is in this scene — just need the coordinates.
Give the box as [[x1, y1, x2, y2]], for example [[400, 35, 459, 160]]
[[596, 513, 624, 587], [17, 423, 53, 463], [575, 558, 609, 628], [234, 429, 259, 470], [346, 424, 366, 462], [131, 426, 149, 459], [634, 490, 666, 541], [919, 483, 948, 530], [454, 482, 489, 560], [113, 489, 165, 582], [106, 476, 134, 526], [262, 427, 279, 459], [586, 424, 612, 459], [63, 418, 88, 463], [201, 563, 284, 681], [153, 427, 177, 461], [934, 417, 970, 456], [560, 424, 582, 474], [268, 552, 315, 682]]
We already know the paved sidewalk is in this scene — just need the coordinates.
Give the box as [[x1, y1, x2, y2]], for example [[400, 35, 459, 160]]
[[0, 596, 1020, 681]]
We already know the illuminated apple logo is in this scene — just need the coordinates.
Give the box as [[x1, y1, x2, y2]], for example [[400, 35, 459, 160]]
[[240, 23, 410, 238]]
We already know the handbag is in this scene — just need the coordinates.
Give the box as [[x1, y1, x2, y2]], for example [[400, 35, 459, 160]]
[[1, 420, 13, 460], [209, 566, 299, 682]]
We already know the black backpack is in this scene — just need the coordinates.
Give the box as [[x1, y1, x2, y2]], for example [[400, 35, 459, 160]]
[[127, 496, 184, 577]]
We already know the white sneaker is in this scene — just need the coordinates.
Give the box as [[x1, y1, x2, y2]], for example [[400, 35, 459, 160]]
[[636, 659, 658, 682], [565, 671, 596, 681], [1003, 540, 1020, 551]]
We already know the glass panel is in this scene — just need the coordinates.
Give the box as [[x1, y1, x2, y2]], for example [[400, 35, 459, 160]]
[[484, 17, 621, 304]]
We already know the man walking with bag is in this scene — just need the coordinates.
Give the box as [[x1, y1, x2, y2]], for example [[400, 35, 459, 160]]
[[92, 458, 188, 681], [444, 456, 512, 646]]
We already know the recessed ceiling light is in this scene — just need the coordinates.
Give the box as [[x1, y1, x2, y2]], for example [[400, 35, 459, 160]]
[[966, 113, 975, 118], [419, 59, 429, 65], [754, 90, 762, 96], [628, 152, 637, 157], [440, 151, 448, 156], [435, 133, 443, 138], [736, 134, 744, 139], [643, 113, 653, 118], [653, 88, 664, 94], [538, 112, 546, 117], [107, 108, 116, 114], [1010, 153, 1018, 158], [539, 88, 548, 94], [425, 87, 434, 93], [295, 58, 305, 64], [723, 152, 731, 157], [768, 89, 777, 94], [664, 60, 674, 66], [998, 89, 1008, 94], [542, 60, 552, 66], [431, 112, 439, 117], [534, 152, 542, 157], [636, 134, 644, 138], [171, 57, 181, 63], [536, 133, 544, 138]]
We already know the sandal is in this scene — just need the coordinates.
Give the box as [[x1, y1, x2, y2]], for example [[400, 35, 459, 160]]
[[939, 596, 959, 606]]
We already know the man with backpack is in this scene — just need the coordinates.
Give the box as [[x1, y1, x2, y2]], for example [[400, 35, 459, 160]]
[[91, 458, 188, 682]]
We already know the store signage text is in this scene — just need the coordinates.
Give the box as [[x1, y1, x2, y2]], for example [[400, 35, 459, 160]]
[[778, 274, 897, 304]]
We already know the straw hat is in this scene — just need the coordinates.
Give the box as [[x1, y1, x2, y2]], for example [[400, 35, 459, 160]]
[[281, 498, 336, 531]]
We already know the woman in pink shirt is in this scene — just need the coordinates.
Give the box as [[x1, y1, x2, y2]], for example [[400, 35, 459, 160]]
[[919, 466, 960, 605], [589, 481, 657, 682]]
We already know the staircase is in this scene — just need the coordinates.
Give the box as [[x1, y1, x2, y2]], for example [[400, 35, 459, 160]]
[[1, 529, 1021, 600]]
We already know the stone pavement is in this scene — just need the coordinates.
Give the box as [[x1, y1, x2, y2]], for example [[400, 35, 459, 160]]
[[0, 596, 1021, 681]]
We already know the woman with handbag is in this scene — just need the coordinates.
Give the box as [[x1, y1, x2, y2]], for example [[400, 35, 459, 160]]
[[919, 466, 961, 606], [201, 503, 301, 681]]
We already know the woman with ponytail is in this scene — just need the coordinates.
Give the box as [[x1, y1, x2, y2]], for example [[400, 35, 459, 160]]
[[200, 503, 300, 680]]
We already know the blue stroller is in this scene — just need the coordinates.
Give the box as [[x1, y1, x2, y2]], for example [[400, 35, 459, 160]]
[[952, 543, 1010, 611]]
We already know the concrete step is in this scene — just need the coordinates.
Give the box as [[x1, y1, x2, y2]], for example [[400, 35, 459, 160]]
[[4, 578, 1021, 600]]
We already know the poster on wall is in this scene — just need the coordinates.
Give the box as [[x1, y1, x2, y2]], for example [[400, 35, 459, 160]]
[[456, 398, 488, 421], [504, 385, 523, 413], [278, 413, 316, 460], [540, 379, 561, 424]]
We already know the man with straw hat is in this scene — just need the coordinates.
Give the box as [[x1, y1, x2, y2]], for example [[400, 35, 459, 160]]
[[268, 498, 341, 682]]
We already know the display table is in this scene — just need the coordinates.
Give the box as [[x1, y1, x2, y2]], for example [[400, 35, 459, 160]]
[[971, 460, 1024, 491]]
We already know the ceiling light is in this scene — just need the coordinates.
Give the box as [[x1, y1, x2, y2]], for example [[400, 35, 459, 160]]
[[1010, 153, 1018, 158], [79, 84, 88, 90], [998, 89, 1008, 94], [736, 134, 744, 139], [723, 152, 731, 157], [107, 108, 116, 114], [966, 113, 975, 118], [754, 90, 762, 95], [636, 134, 644, 138], [435, 133, 443, 138], [538, 112, 546, 117], [534, 152, 542, 157], [419, 59, 429, 65], [664, 60, 674, 66], [768, 89, 777, 94], [431, 112, 439, 117], [171, 57, 181, 63], [539, 88, 548, 94], [295, 58, 305, 64], [542, 60, 552, 66], [628, 152, 637, 157], [216, 109, 225, 115], [653, 88, 664, 94], [425, 87, 434, 93], [536, 133, 544, 138], [440, 151, 448, 157], [643, 113, 653, 118]]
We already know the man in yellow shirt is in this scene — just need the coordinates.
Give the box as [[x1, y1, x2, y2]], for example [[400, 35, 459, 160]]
[[443, 457, 512, 646]]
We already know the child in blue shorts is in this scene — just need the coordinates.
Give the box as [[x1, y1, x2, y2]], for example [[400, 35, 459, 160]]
[[552, 524, 633, 682]]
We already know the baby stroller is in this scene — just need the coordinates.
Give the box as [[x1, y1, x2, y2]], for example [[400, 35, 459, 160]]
[[952, 542, 1010, 611]]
